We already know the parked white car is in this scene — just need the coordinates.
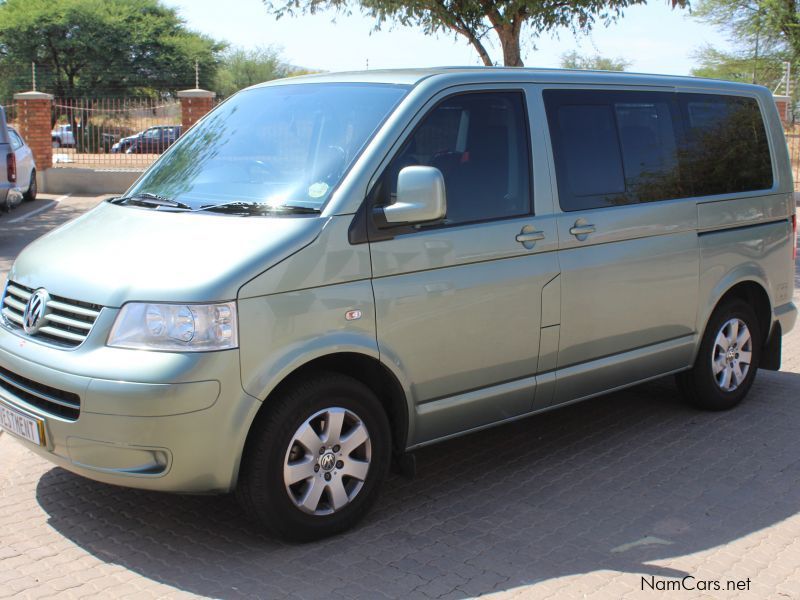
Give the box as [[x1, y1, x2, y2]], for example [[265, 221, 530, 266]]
[[1, 124, 37, 211], [51, 124, 75, 148]]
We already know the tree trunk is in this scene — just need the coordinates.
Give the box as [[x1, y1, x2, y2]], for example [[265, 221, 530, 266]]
[[498, 22, 524, 67]]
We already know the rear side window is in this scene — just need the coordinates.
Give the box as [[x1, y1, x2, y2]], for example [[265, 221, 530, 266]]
[[377, 91, 532, 226], [544, 89, 773, 211], [678, 94, 773, 196]]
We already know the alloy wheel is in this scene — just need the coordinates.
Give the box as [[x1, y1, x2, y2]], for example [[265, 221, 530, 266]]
[[283, 407, 371, 516], [711, 318, 753, 392]]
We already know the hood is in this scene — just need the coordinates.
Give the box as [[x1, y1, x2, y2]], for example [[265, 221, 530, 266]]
[[9, 202, 326, 307]]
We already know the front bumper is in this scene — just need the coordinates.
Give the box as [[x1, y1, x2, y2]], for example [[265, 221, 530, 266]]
[[0, 323, 261, 493]]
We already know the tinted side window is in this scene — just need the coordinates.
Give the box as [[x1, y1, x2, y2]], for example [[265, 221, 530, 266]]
[[678, 94, 773, 195], [379, 91, 532, 225], [615, 101, 683, 202], [544, 90, 684, 211]]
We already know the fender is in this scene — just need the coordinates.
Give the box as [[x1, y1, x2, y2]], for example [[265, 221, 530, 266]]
[[694, 267, 772, 363], [241, 333, 416, 448], [242, 330, 380, 402]]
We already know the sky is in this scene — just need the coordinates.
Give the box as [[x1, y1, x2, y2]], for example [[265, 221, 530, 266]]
[[163, 0, 731, 76]]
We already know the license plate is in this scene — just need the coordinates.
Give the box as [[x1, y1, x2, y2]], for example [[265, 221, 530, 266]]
[[0, 402, 44, 446]]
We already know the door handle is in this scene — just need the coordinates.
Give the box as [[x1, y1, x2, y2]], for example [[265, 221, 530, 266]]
[[569, 219, 596, 240], [515, 231, 545, 243]]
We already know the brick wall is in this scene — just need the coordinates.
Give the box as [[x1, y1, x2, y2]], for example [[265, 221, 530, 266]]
[[14, 92, 53, 171]]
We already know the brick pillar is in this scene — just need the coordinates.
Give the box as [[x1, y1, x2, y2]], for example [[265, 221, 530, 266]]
[[14, 91, 53, 170], [177, 88, 216, 132], [774, 95, 791, 125]]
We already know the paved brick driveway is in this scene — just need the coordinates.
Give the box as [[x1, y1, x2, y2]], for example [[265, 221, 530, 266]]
[[1, 198, 800, 599]]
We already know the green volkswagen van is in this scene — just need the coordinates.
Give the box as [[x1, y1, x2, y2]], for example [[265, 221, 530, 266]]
[[0, 68, 796, 541]]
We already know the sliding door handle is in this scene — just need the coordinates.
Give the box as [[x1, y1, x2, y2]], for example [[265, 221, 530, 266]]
[[569, 219, 595, 240], [569, 225, 596, 236]]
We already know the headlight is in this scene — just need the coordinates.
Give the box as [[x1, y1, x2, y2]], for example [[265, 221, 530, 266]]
[[107, 302, 238, 351]]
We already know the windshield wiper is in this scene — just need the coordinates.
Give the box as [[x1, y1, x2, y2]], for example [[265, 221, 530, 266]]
[[194, 201, 321, 216], [110, 193, 192, 210]]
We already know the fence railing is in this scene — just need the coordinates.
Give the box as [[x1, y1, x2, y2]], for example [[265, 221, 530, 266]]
[[50, 97, 183, 170], [1, 100, 17, 128], [785, 128, 800, 191]]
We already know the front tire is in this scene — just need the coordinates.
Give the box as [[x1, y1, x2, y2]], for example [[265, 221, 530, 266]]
[[676, 299, 761, 411], [236, 373, 391, 542], [23, 170, 36, 202]]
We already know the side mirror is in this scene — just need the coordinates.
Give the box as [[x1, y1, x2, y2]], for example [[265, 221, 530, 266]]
[[383, 166, 446, 225]]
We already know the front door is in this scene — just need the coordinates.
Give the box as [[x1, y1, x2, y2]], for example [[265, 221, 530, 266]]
[[368, 88, 559, 446]]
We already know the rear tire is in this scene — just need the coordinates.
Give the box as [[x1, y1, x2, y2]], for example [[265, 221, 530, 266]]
[[236, 372, 391, 542], [23, 170, 36, 202], [676, 299, 761, 411]]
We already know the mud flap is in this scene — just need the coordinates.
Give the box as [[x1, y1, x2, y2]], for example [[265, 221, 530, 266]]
[[761, 322, 782, 371]]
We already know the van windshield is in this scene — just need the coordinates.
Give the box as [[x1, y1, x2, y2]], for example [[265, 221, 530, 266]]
[[123, 83, 409, 212]]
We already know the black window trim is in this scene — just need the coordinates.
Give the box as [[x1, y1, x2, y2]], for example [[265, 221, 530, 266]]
[[355, 88, 535, 244], [542, 87, 776, 213]]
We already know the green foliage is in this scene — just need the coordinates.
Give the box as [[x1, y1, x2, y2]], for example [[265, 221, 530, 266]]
[[690, 44, 788, 87], [214, 46, 314, 97], [693, 0, 790, 51], [0, 0, 226, 98], [560, 50, 631, 71], [692, 1, 800, 78], [264, 0, 687, 67]]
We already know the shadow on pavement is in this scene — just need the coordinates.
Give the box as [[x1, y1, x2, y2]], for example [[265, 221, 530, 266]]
[[36, 371, 800, 599]]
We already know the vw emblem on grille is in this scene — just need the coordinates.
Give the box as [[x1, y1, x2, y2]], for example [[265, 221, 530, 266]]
[[22, 288, 50, 335]]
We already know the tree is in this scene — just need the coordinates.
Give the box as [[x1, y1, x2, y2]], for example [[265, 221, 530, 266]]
[[690, 44, 788, 87], [692, 1, 800, 80], [264, 0, 686, 67], [214, 47, 314, 97], [560, 50, 631, 71], [0, 0, 225, 98]]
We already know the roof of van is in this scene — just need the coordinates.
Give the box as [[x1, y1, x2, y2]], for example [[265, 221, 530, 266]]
[[252, 67, 769, 94]]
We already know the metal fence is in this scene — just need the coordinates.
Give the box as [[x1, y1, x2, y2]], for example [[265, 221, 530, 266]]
[[1, 99, 16, 128], [784, 129, 800, 191], [50, 97, 183, 170]]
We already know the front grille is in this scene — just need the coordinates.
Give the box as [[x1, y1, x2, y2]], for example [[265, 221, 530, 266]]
[[1, 281, 102, 348], [0, 365, 80, 420]]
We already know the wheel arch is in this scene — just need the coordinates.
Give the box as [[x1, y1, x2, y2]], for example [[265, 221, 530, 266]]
[[243, 352, 411, 462], [696, 277, 773, 363]]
